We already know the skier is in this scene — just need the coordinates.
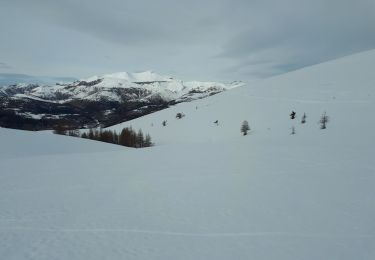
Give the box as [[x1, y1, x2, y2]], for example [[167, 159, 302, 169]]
[[290, 111, 296, 119]]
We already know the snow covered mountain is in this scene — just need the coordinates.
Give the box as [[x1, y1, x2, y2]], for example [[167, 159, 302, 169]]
[[0, 71, 242, 130], [1, 50, 375, 260]]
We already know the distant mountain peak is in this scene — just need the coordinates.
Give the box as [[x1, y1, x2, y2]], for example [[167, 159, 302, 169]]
[[0, 71, 243, 130], [83, 70, 172, 84]]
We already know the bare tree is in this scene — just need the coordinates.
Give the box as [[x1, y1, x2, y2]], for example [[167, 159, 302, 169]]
[[320, 112, 329, 129], [88, 128, 95, 139], [68, 129, 80, 137], [241, 120, 250, 135], [53, 125, 68, 135]]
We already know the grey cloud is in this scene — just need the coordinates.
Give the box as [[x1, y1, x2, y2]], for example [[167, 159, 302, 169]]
[[1, 0, 375, 80], [0, 62, 12, 70], [217, 0, 375, 78], [7, 0, 227, 46]]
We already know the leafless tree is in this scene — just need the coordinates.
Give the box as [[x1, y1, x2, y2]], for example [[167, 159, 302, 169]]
[[241, 120, 250, 135]]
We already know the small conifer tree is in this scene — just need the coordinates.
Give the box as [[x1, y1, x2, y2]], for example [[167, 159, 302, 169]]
[[241, 120, 250, 135], [144, 134, 153, 147], [136, 129, 144, 148]]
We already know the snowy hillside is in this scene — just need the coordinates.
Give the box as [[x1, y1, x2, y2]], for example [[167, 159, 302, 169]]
[[108, 50, 375, 145], [1, 50, 375, 260]]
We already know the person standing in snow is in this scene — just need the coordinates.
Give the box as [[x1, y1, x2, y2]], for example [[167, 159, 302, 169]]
[[290, 111, 296, 119]]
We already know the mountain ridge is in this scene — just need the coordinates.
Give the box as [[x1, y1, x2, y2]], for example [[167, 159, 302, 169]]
[[0, 71, 243, 130]]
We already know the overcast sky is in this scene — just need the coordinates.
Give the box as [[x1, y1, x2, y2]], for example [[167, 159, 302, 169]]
[[1, 0, 375, 81]]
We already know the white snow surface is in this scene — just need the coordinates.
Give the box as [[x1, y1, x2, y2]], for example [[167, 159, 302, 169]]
[[1, 50, 375, 259]]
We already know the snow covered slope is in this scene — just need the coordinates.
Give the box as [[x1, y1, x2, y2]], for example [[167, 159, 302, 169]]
[[1, 50, 375, 260], [108, 50, 375, 145]]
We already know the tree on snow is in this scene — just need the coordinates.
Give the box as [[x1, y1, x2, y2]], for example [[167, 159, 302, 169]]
[[320, 112, 329, 129], [144, 134, 153, 147], [68, 129, 80, 137], [241, 120, 250, 135], [53, 125, 68, 135], [136, 129, 144, 148], [176, 112, 185, 119]]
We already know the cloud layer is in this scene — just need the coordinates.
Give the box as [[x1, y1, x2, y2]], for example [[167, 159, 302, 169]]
[[1, 0, 374, 80]]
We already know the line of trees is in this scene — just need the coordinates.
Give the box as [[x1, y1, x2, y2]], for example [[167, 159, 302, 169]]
[[289, 111, 330, 135], [239, 111, 330, 136], [53, 126, 153, 148]]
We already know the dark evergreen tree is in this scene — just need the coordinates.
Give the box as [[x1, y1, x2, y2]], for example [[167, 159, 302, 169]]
[[144, 134, 153, 147], [113, 131, 119, 144], [136, 129, 144, 148], [130, 127, 137, 147], [88, 128, 95, 139]]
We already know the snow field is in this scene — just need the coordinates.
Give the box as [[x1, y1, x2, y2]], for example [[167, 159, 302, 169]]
[[1, 50, 375, 259]]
